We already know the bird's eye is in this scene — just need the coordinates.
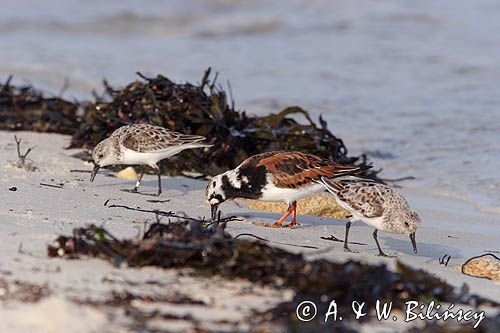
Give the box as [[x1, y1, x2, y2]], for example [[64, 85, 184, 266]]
[[98, 154, 104, 159], [404, 222, 409, 227], [212, 182, 216, 188]]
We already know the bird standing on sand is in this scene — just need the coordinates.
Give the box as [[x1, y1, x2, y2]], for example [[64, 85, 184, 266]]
[[318, 177, 421, 256], [206, 151, 368, 227], [90, 124, 211, 196]]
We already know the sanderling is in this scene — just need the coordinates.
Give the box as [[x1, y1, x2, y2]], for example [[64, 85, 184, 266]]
[[319, 177, 421, 256], [206, 151, 368, 227], [90, 123, 211, 195]]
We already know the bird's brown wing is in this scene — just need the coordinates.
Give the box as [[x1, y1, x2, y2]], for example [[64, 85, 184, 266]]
[[336, 182, 389, 218], [248, 151, 362, 189], [118, 124, 205, 152]]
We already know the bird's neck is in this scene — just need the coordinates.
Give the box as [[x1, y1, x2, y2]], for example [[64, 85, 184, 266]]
[[221, 170, 261, 200]]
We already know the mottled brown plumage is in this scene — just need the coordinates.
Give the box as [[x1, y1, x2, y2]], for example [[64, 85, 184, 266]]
[[91, 124, 211, 195], [115, 124, 206, 152], [320, 178, 421, 256], [241, 151, 362, 190], [334, 182, 386, 218]]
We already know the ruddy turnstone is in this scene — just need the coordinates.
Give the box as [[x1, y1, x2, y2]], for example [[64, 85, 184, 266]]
[[90, 124, 211, 196], [206, 151, 368, 227], [319, 178, 421, 256]]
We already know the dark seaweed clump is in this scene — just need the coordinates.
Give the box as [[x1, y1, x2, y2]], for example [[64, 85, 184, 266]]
[[3, 69, 379, 179], [0, 76, 79, 134], [48, 221, 497, 331], [72, 69, 378, 178]]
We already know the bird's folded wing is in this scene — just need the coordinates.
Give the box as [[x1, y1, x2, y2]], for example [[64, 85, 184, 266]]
[[255, 151, 360, 189], [121, 126, 205, 152], [336, 184, 386, 218]]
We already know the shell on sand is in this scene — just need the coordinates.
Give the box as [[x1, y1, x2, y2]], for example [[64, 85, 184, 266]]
[[247, 194, 349, 219], [461, 254, 500, 281], [116, 167, 138, 181]]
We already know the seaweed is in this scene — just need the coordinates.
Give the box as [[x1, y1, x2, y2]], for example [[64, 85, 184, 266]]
[[48, 220, 498, 330], [70, 69, 380, 179], [1, 70, 380, 179], [0, 76, 79, 134], [76, 290, 204, 327]]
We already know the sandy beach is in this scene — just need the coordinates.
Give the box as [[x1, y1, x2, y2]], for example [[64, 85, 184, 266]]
[[1, 130, 498, 332], [2, 1, 500, 332]]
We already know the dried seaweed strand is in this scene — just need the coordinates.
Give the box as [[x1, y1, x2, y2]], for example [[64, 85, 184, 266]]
[[234, 233, 319, 249]]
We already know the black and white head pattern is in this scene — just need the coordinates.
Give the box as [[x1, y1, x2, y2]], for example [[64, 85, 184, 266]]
[[206, 165, 268, 205]]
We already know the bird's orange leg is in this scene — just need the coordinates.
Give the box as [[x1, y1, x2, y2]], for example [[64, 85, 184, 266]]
[[259, 203, 294, 228], [286, 201, 300, 228], [272, 207, 293, 228]]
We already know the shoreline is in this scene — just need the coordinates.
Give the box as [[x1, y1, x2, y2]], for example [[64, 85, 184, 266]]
[[400, 181, 500, 219], [1, 130, 499, 332]]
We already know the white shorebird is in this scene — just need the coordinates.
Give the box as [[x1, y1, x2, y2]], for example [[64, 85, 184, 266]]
[[319, 177, 421, 256], [90, 124, 211, 195]]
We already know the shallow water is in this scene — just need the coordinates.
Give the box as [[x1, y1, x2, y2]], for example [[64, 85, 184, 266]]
[[1, 0, 499, 215]]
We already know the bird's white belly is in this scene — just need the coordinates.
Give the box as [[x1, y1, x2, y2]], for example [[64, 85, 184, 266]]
[[122, 149, 170, 166], [259, 182, 324, 203], [334, 198, 385, 230], [358, 214, 385, 230], [122, 145, 201, 166]]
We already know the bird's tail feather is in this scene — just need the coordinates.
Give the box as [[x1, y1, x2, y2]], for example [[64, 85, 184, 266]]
[[320, 177, 344, 194], [182, 143, 213, 149], [333, 175, 376, 182], [329, 163, 371, 178], [177, 134, 209, 144]]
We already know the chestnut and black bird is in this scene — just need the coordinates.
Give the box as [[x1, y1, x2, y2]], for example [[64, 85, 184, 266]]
[[206, 151, 369, 227]]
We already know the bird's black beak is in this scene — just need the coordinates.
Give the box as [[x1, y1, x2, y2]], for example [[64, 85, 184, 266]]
[[409, 232, 417, 254], [211, 203, 220, 221], [90, 164, 100, 182]]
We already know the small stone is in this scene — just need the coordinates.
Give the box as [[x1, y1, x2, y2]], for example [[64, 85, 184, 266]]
[[248, 194, 349, 219], [462, 254, 500, 280], [117, 166, 138, 181]]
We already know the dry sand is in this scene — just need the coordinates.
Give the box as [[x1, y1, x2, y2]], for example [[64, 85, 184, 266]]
[[0, 131, 499, 332]]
